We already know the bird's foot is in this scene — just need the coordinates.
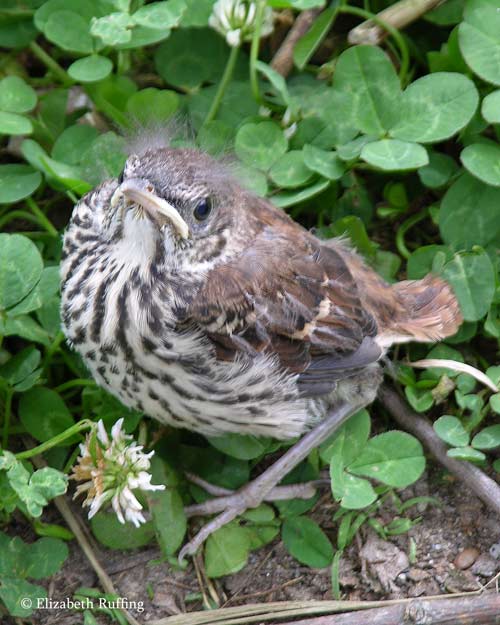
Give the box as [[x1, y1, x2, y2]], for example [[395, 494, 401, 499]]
[[178, 474, 323, 562], [179, 402, 364, 562]]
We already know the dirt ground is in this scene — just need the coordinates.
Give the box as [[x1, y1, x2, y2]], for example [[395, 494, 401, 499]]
[[23, 462, 500, 625]]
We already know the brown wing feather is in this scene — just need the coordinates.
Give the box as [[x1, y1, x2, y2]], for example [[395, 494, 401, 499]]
[[185, 201, 381, 396]]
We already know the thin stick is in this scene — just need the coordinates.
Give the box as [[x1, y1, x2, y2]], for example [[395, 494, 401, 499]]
[[281, 591, 500, 625], [348, 0, 445, 45], [232, 576, 304, 603], [192, 551, 219, 610], [271, 8, 322, 77], [150, 592, 498, 625], [379, 384, 500, 516], [222, 550, 275, 607], [29, 453, 142, 625]]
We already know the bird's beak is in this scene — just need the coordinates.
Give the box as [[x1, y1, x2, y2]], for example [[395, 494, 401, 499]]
[[112, 179, 189, 240]]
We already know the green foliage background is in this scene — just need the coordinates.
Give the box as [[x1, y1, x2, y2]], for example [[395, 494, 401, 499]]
[[0, 0, 499, 615]]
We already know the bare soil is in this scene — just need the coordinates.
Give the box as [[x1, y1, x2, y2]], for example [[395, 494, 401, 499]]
[[22, 463, 500, 625]]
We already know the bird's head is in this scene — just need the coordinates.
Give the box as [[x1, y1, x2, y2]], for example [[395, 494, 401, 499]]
[[72, 148, 252, 270]]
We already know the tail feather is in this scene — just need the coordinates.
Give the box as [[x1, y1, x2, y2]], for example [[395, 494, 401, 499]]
[[387, 274, 463, 343], [331, 241, 463, 348]]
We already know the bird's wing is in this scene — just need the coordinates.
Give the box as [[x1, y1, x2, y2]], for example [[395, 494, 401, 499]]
[[183, 225, 381, 397]]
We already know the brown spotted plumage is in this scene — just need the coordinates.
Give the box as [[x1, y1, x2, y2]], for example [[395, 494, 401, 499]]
[[61, 146, 462, 556], [61, 147, 462, 440]]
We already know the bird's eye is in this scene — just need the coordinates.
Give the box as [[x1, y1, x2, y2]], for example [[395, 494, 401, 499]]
[[193, 198, 212, 221]]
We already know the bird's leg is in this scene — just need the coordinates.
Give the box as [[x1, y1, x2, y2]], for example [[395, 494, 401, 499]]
[[185, 472, 327, 510], [185, 473, 234, 497], [179, 400, 365, 561]]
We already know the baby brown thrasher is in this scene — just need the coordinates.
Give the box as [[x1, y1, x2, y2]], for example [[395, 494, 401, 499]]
[[60, 147, 462, 559]]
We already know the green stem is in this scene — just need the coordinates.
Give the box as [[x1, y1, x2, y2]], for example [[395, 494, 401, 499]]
[[340, 5, 410, 82], [203, 44, 240, 126], [42, 331, 66, 372], [0, 210, 41, 230], [29, 41, 73, 86], [465, 394, 488, 433], [384, 38, 400, 66], [395, 208, 429, 260], [0, 7, 34, 16], [25, 197, 58, 237], [2, 387, 14, 449], [59, 349, 84, 378], [54, 379, 97, 394], [10, 232, 55, 242], [116, 50, 131, 75], [249, 0, 266, 105], [66, 190, 79, 204], [62, 445, 82, 474], [93, 99, 129, 129], [27, 77, 54, 87], [15, 419, 94, 460]]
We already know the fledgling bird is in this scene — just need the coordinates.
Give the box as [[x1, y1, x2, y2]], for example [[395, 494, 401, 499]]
[[61, 147, 462, 556]]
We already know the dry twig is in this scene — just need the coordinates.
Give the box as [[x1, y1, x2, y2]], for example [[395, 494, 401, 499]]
[[348, 0, 445, 45], [280, 591, 500, 625], [271, 8, 323, 77], [150, 592, 500, 625], [228, 576, 304, 605]]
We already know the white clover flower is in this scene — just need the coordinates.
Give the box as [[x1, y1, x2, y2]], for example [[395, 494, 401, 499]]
[[72, 418, 164, 527], [209, 0, 274, 48]]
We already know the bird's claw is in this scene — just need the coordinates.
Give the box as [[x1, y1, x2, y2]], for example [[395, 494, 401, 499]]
[[177, 476, 324, 563], [178, 504, 245, 564]]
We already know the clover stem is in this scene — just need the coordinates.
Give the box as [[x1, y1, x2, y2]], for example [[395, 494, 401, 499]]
[[385, 38, 401, 69], [465, 400, 489, 433], [339, 5, 410, 83], [15, 419, 94, 460], [249, 0, 266, 105], [59, 349, 84, 378], [2, 387, 14, 449], [54, 378, 97, 394], [62, 445, 82, 474], [395, 208, 429, 260], [204, 44, 240, 126], [0, 210, 41, 230], [42, 331, 66, 372], [116, 50, 131, 75], [29, 41, 73, 86], [25, 197, 58, 237]]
